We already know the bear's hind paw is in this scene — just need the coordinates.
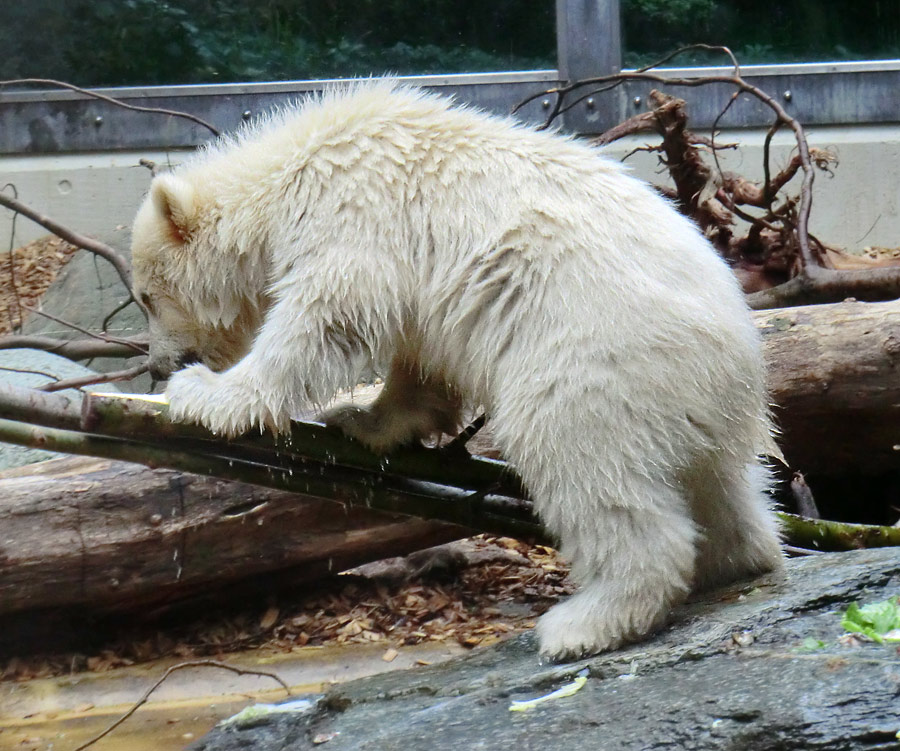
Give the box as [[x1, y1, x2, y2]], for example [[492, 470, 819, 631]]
[[321, 404, 410, 455], [535, 583, 674, 661]]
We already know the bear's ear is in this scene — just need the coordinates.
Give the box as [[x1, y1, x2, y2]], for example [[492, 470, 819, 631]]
[[150, 174, 198, 245]]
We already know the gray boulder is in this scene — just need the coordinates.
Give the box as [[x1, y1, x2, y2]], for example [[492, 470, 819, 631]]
[[0, 348, 118, 469], [191, 548, 900, 751]]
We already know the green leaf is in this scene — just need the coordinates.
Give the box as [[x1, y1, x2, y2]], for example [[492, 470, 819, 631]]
[[795, 637, 828, 652], [841, 596, 900, 644]]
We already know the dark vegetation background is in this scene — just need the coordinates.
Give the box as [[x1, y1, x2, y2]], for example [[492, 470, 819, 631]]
[[2, 0, 898, 87]]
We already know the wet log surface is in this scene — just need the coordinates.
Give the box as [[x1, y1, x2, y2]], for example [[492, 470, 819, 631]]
[[758, 299, 900, 476]]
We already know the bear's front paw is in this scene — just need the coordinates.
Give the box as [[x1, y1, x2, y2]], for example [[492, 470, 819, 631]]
[[166, 364, 256, 437]]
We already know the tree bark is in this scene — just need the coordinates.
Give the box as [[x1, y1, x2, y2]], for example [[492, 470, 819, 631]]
[[757, 299, 900, 476], [3, 299, 900, 620], [0, 455, 468, 617]]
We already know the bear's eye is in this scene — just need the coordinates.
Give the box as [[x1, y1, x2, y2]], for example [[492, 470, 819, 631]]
[[139, 292, 154, 313]]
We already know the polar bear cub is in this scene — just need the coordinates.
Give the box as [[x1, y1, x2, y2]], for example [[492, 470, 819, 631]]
[[130, 82, 783, 660]]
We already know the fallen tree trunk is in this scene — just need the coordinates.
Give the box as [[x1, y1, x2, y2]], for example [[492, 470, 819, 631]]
[[0, 455, 469, 616], [758, 299, 900, 476], [1, 449, 894, 620], [2, 298, 900, 621]]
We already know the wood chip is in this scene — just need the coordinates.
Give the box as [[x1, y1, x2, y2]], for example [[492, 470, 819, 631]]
[[1, 535, 574, 680], [260, 606, 280, 630]]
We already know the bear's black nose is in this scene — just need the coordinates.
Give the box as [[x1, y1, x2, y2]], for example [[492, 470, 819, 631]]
[[175, 351, 201, 369], [148, 365, 170, 381]]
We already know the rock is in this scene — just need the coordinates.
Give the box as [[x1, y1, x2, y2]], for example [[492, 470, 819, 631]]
[[18, 226, 151, 390], [190, 548, 900, 750], [0, 349, 117, 469]]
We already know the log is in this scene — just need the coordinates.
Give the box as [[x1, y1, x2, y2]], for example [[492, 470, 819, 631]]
[[0, 455, 468, 616], [3, 298, 900, 621], [757, 299, 900, 476]]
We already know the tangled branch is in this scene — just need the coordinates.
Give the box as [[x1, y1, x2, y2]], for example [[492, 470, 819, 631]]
[[518, 44, 900, 308], [0, 191, 133, 292]]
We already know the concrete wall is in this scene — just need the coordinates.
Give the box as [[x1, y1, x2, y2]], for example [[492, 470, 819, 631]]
[[2, 124, 898, 256]]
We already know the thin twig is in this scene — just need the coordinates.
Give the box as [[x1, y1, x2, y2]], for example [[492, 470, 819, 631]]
[[761, 121, 784, 207], [1, 78, 220, 137], [2, 183, 23, 331], [73, 659, 290, 751], [0, 191, 134, 292], [708, 90, 739, 184], [101, 296, 138, 333], [0, 364, 60, 381], [20, 304, 147, 352], [38, 362, 149, 393], [0, 334, 147, 359], [515, 45, 817, 270]]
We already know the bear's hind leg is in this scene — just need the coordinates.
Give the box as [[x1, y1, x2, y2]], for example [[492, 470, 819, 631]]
[[323, 358, 462, 454], [689, 460, 784, 592], [534, 480, 699, 660]]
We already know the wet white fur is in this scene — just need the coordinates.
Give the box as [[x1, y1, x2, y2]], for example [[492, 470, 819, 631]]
[[131, 81, 783, 660]]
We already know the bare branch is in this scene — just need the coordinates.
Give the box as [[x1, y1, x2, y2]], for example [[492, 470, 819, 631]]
[[101, 296, 139, 333], [2, 183, 24, 331], [0, 381, 82, 430], [517, 45, 817, 272], [747, 265, 900, 309], [591, 107, 670, 146], [21, 305, 147, 352], [73, 659, 289, 751], [0, 364, 60, 381], [0, 192, 133, 291], [38, 362, 149, 393], [1, 78, 220, 137], [0, 334, 147, 359]]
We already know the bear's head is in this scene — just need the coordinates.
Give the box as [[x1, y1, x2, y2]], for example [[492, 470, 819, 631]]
[[131, 173, 265, 381]]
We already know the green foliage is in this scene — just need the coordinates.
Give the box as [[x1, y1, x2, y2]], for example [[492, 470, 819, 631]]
[[623, 0, 900, 67], [2, 0, 897, 86], [841, 597, 900, 643], [1, 0, 554, 86], [624, 0, 716, 26], [794, 636, 828, 652]]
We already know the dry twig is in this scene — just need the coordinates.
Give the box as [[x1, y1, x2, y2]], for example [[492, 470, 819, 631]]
[[0, 334, 147, 359], [1, 78, 220, 137], [0, 191, 134, 292], [38, 362, 149, 392], [73, 659, 290, 751]]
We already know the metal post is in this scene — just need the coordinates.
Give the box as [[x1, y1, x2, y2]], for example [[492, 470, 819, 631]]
[[555, 0, 622, 131], [556, 0, 621, 82]]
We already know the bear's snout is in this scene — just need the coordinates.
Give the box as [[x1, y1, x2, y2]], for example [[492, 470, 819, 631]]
[[147, 351, 200, 381]]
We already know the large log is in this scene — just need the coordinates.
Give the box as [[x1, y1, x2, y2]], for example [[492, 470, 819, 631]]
[[2, 298, 899, 621], [757, 299, 900, 476], [0, 455, 467, 617]]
